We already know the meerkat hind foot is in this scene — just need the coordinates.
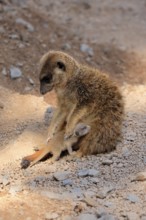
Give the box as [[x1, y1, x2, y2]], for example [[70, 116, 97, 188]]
[[47, 154, 60, 164], [66, 150, 83, 161]]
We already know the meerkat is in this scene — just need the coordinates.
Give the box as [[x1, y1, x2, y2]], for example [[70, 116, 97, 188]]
[[21, 50, 124, 167], [21, 123, 90, 168]]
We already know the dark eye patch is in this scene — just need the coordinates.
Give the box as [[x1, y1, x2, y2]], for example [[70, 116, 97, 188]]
[[57, 61, 66, 71], [41, 75, 52, 84]]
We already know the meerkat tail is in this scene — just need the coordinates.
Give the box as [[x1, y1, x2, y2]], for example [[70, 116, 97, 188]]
[[29, 145, 52, 167]]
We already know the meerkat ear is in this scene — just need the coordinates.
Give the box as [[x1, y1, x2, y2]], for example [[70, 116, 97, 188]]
[[75, 124, 91, 137], [56, 61, 66, 71]]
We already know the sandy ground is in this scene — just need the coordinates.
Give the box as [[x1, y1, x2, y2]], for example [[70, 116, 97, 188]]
[[0, 0, 146, 219]]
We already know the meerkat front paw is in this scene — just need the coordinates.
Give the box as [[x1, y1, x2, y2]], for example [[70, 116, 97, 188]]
[[46, 132, 55, 143], [64, 133, 72, 140]]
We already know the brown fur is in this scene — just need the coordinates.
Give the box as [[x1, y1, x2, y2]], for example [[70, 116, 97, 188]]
[[21, 50, 124, 168]]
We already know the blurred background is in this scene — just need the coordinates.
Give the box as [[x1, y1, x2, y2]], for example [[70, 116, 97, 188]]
[[0, 0, 146, 95]]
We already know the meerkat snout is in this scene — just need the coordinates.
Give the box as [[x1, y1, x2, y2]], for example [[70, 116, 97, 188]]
[[40, 74, 53, 94]]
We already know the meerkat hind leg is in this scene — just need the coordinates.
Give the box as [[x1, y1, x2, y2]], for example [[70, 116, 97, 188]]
[[47, 152, 61, 164], [67, 145, 73, 155], [67, 150, 83, 160]]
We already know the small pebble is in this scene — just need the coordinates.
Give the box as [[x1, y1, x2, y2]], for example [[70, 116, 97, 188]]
[[62, 179, 73, 186], [127, 194, 139, 203], [78, 169, 89, 177], [62, 43, 71, 50], [78, 169, 99, 177], [53, 171, 71, 181], [10, 66, 22, 79], [16, 18, 34, 32], [102, 159, 113, 165], [98, 213, 118, 220], [80, 44, 94, 56], [28, 78, 34, 85], [2, 176, 10, 186], [88, 169, 99, 177]]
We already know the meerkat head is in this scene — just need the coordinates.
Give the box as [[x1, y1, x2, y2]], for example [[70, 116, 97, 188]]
[[39, 51, 78, 95], [74, 123, 91, 137]]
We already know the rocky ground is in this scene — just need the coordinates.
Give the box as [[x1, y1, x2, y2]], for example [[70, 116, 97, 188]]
[[0, 0, 146, 220]]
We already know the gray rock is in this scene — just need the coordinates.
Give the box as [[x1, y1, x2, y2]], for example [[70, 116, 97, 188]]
[[127, 194, 140, 203], [83, 196, 98, 207], [84, 190, 96, 198], [98, 214, 118, 220], [91, 178, 99, 184], [126, 131, 136, 141], [2, 176, 10, 186], [104, 201, 114, 207], [80, 44, 94, 56], [78, 169, 89, 177], [10, 66, 22, 79], [96, 186, 114, 199], [117, 163, 123, 168], [53, 171, 71, 181], [76, 213, 97, 220], [78, 169, 99, 177], [1, 67, 7, 76], [102, 159, 113, 165], [126, 212, 139, 220], [96, 208, 107, 218], [9, 34, 19, 39], [62, 179, 73, 186], [15, 18, 34, 32], [45, 212, 59, 220], [122, 147, 131, 157], [88, 169, 99, 177], [143, 156, 146, 164], [96, 191, 107, 199], [62, 43, 71, 50], [28, 78, 34, 85], [71, 188, 83, 198]]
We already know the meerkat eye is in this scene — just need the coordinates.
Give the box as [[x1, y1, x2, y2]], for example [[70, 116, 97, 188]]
[[75, 131, 79, 136], [57, 61, 66, 71]]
